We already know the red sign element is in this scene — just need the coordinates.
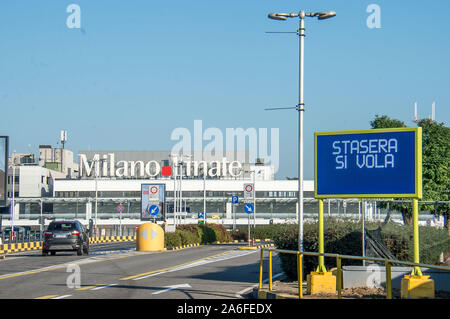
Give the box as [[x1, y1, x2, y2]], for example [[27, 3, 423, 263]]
[[162, 166, 172, 177], [245, 184, 253, 193], [150, 186, 158, 194]]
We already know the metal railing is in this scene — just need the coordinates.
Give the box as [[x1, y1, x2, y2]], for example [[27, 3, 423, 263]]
[[259, 248, 450, 299]]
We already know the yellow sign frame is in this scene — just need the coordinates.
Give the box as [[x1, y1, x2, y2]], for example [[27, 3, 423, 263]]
[[314, 127, 422, 199]]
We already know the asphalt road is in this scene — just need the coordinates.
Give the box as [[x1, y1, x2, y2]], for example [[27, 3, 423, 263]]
[[0, 242, 282, 299]]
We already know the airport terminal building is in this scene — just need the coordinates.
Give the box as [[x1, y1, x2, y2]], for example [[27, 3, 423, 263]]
[[6, 149, 330, 226]]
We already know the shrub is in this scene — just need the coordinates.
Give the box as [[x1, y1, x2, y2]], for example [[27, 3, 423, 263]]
[[165, 232, 182, 248], [230, 229, 247, 241], [237, 225, 280, 240], [204, 223, 232, 243], [177, 230, 200, 245], [174, 223, 232, 244]]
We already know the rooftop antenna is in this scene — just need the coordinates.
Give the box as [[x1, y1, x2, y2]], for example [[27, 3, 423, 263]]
[[412, 102, 420, 123], [430, 102, 436, 121], [412, 102, 436, 124]]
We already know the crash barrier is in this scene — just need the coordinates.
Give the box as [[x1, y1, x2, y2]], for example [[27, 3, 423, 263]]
[[259, 247, 450, 299], [0, 236, 137, 256], [89, 236, 136, 244], [0, 242, 43, 255]]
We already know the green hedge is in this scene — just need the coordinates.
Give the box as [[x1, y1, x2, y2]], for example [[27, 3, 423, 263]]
[[164, 223, 232, 248], [165, 231, 182, 248], [236, 225, 281, 241], [271, 219, 450, 280]]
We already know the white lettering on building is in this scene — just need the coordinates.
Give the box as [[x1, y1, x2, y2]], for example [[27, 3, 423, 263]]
[[78, 154, 243, 178]]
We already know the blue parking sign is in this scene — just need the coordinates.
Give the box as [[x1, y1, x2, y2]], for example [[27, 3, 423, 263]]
[[232, 196, 239, 204]]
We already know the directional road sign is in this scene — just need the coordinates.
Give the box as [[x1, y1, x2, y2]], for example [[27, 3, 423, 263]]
[[244, 203, 254, 214], [149, 205, 160, 216]]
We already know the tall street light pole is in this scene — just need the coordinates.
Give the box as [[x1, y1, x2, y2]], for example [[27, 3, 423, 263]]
[[268, 10, 336, 253]]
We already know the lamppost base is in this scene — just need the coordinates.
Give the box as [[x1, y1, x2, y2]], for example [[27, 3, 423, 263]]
[[401, 275, 434, 299], [307, 271, 336, 295]]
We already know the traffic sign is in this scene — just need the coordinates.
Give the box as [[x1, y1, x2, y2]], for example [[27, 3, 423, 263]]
[[244, 183, 254, 203], [314, 127, 422, 199], [244, 203, 254, 214], [116, 204, 124, 213], [232, 195, 239, 204], [149, 205, 160, 216]]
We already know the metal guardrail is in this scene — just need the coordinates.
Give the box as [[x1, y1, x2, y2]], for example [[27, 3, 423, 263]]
[[259, 248, 450, 299]]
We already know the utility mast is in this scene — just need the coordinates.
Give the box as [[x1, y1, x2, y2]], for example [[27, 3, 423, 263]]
[[412, 102, 436, 124]]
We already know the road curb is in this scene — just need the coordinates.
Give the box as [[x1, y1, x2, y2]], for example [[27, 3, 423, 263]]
[[252, 287, 298, 299], [237, 243, 275, 250], [166, 243, 201, 250]]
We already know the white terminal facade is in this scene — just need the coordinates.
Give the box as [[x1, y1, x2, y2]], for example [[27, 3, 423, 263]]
[[5, 147, 337, 227]]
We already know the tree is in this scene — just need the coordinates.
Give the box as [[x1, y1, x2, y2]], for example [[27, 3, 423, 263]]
[[370, 115, 413, 225], [418, 119, 450, 233], [370, 115, 450, 231], [370, 115, 406, 129]]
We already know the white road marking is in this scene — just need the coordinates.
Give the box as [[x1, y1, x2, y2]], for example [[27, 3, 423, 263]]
[[152, 283, 192, 295], [90, 284, 118, 291], [52, 295, 72, 299], [132, 250, 258, 281]]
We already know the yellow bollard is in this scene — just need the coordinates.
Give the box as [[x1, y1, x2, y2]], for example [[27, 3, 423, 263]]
[[136, 223, 165, 251], [269, 250, 273, 291], [297, 253, 303, 299], [259, 249, 263, 289], [386, 261, 392, 299]]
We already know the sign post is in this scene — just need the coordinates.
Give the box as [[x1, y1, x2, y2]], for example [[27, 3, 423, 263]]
[[244, 203, 254, 247], [116, 203, 124, 236], [313, 127, 429, 297], [232, 195, 238, 230], [244, 184, 254, 245]]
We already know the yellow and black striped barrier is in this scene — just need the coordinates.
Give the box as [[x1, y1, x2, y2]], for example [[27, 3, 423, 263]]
[[166, 243, 200, 250], [89, 236, 136, 244], [0, 236, 137, 257], [0, 242, 43, 255]]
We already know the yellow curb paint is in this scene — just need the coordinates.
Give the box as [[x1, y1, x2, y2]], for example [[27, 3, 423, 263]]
[[76, 285, 98, 291], [35, 295, 59, 299]]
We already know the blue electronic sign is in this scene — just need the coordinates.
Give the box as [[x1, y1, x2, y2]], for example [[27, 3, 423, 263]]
[[314, 128, 422, 199]]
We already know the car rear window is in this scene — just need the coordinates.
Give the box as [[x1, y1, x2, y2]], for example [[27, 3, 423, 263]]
[[48, 222, 76, 231]]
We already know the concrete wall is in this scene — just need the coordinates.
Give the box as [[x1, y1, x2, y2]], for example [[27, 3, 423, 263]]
[[342, 265, 450, 292]]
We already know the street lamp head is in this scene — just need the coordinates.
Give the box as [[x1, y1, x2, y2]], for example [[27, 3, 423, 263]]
[[268, 13, 287, 20], [316, 11, 337, 20]]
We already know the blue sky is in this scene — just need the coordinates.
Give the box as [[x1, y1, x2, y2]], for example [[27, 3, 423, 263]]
[[1, 0, 449, 179]]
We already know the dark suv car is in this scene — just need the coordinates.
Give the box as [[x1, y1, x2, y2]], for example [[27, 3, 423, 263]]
[[42, 220, 89, 256]]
